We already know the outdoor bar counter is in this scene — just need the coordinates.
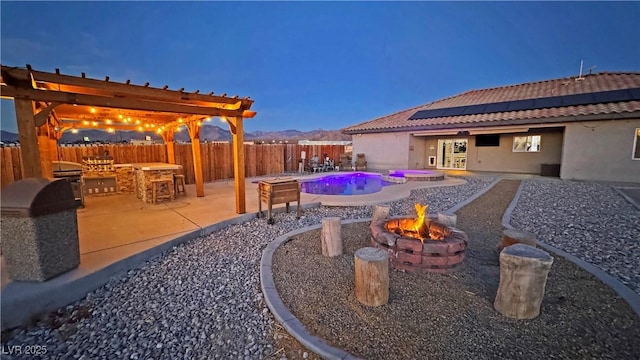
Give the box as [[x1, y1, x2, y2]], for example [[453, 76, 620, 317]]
[[132, 163, 182, 203]]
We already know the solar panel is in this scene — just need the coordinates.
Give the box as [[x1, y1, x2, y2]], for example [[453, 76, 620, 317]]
[[593, 89, 631, 103], [442, 107, 466, 117], [564, 93, 595, 107], [507, 99, 535, 111], [462, 104, 487, 115], [534, 96, 563, 108], [484, 102, 510, 113], [408, 87, 640, 120]]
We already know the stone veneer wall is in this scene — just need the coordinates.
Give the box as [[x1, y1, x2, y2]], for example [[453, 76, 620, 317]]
[[116, 166, 135, 194], [136, 169, 175, 203]]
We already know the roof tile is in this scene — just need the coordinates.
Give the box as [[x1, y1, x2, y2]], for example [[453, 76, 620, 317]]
[[344, 72, 640, 133]]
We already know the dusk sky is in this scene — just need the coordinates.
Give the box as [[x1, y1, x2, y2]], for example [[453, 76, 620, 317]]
[[1, 1, 639, 134]]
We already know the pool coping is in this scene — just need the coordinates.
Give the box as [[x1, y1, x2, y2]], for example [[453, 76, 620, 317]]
[[296, 173, 468, 207]]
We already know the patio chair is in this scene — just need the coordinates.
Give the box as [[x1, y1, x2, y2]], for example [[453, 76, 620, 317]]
[[355, 153, 367, 171], [339, 153, 351, 170], [310, 155, 322, 173]]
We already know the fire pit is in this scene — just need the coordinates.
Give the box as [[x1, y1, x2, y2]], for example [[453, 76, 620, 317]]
[[370, 204, 468, 274]]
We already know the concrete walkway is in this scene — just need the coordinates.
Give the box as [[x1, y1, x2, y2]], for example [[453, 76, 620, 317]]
[[0, 173, 465, 330]]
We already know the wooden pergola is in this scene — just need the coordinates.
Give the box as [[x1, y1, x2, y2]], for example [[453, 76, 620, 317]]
[[0, 64, 256, 213]]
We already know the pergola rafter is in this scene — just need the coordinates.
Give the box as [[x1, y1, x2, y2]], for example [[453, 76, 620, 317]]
[[0, 64, 256, 214]]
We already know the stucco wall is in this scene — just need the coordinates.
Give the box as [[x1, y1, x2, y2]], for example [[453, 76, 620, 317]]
[[561, 119, 640, 183], [408, 136, 428, 169], [352, 132, 411, 170], [466, 131, 564, 174]]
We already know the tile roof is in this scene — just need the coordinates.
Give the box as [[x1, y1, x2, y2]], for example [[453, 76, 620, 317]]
[[343, 72, 640, 134]]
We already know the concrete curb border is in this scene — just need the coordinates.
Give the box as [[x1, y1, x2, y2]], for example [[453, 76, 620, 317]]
[[259, 178, 503, 359], [502, 180, 640, 318], [260, 219, 367, 360], [612, 187, 640, 211], [446, 177, 502, 214]]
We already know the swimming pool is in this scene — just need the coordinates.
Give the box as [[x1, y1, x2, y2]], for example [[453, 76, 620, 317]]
[[300, 172, 395, 195]]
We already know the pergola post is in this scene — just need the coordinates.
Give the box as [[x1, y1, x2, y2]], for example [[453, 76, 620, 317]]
[[228, 116, 246, 214], [162, 129, 176, 164], [187, 122, 204, 197], [14, 98, 43, 178], [36, 123, 59, 178]]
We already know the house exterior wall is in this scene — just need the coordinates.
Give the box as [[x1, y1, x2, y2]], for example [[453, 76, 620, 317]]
[[466, 131, 564, 174], [561, 119, 640, 183], [408, 135, 427, 169], [352, 132, 411, 170]]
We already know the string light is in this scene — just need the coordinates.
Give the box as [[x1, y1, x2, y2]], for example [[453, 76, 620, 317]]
[[105, 119, 112, 124], [90, 108, 96, 113], [82, 121, 89, 125], [71, 129, 79, 134]]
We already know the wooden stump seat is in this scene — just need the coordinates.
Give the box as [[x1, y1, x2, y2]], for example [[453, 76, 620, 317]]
[[321, 217, 342, 257], [498, 229, 537, 251], [494, 244, 554, 319], [354, 247, 389, 307]]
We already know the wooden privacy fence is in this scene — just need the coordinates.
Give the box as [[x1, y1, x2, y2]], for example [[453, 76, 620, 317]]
[[0, 143, 349, 188]]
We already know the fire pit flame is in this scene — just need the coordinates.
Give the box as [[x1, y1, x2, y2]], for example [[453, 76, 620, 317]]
[[385, 203, 445, 243], [370, 204, 468, 274]]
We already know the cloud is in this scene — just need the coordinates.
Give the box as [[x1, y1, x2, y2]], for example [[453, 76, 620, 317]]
[[0, 37, 53, 66]]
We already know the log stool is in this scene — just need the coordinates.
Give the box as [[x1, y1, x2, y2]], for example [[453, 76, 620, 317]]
[[151, 178, 172, 204], [354, 247, 389, 307], [437, 212, 457, 227], [494, 244, 554, 319], [174, 174, 186, 196], [321, 217, 342, 257], [371, 205, 390, 224], [498, 229, 537, 251]]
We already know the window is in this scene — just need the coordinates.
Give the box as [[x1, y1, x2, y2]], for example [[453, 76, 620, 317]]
[[476, 134, 500, 147], [633, 128, 640, 160], [513, 135, 541, 152]]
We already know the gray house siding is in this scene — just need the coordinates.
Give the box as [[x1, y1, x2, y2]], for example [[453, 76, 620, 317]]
[[561, 119, 640, 183]]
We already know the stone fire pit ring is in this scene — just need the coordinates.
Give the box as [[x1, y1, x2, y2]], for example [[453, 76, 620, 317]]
[[370, 215, 468, 274]]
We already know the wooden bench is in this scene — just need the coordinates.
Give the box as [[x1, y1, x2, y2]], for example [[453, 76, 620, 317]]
[[258, 179, 300, 224]]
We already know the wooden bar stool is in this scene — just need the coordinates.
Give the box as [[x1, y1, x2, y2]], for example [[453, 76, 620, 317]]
[[151, 178, 172, 204], [174, 174, 186, 195]]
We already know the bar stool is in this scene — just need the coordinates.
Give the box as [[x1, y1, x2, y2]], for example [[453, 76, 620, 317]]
[[151, 178, 172, 204], [174, 174, 186, 196]]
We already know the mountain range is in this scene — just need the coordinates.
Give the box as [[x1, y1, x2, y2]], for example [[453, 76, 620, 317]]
[[0, 125, 351, 143]]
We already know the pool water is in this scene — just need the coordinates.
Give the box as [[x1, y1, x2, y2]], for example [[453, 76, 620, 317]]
[[300, 172, 395, 195]]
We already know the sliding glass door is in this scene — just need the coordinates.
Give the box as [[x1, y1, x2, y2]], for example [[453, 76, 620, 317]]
[[436, 139, 467, 170]]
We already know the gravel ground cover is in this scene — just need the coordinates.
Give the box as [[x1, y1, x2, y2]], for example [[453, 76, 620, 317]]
[[511, 179, 640, 294], [6, 175, 636, 359], [272, 180, 640, 359], [0, 177, 493, 359]]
